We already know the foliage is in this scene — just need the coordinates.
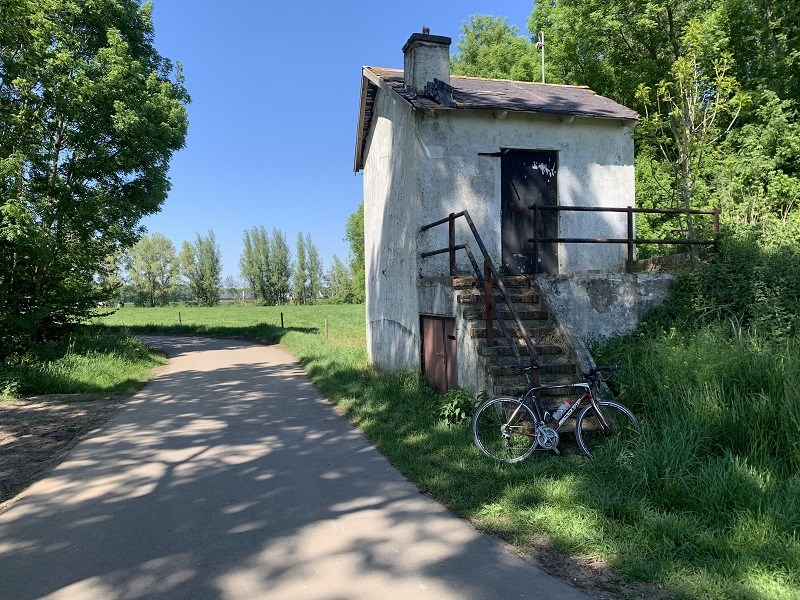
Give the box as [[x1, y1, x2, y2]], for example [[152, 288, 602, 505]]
[[289, 232, 322, 304], [344, 201, 365, 303], [124, 233, 178, 307], [437, 387, 477, 426], [636, 17, 748, 255], [239, 226, 291, 305], [326, 254, 356, 304], [642, 229, 800, 338], [179, 230, 222, 306], [0, 0, 188, 357], [451, 15, 539, 81]]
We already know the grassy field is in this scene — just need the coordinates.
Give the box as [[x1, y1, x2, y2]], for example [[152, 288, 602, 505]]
[[4, 302, 797, 599]]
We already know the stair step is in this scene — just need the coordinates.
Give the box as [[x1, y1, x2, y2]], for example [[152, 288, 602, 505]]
[[486, 362, 576, 376], [462, 308, 549, 321], [492, 385, 575, 398], [452, 275, 532, 290], [469, 323, 553, 339], [477, 343, 563, 357], [458, 291, 540, 304]]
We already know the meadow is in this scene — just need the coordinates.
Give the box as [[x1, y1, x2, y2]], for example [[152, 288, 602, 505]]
[[2, 301, 797, 599]]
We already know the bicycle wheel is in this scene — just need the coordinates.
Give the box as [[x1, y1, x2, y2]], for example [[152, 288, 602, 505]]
[[574, 400, 637, 458], [472, 397, 537, 463]]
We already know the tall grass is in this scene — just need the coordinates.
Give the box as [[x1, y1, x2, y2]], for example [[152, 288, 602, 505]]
[[0, 328, 166, 399], [593, 326, 800, 598]]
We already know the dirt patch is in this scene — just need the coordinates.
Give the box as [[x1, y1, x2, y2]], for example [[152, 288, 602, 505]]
[[0, 395, 126, 509]]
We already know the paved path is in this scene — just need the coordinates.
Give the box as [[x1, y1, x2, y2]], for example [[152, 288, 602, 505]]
[[0, 336, 590, 599]]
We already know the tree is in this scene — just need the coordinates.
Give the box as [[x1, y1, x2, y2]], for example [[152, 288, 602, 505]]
[[305, 233, 323, 302], [344, 202, 365, 303], [239, 226, 270, 304], [180, 231, 222, 306], [451, 15, 539, 81], [125, 233, 178, 307], [269, 229, 291, 304], [326, 255, 355, 303], [637, 18, 748, 256], [0, 0, 189, 354], [292, 233, 308, 304]]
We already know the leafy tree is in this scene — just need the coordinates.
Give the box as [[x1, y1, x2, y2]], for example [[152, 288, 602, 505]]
[[269, 228, 291, 304], [292, 233, 308, 304], [326, 255, 355, 304], [344, 202, 365, 303], [636, 18, 748, 256], [180, 231, 222, 306], [451, 15, 539, 81], [125, 233, 178, 307], [0, 0, 188, 354], [239, 226, 271, 304], [305, 233, 323, 302]]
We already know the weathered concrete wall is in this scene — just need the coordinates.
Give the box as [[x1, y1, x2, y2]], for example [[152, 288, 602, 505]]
[[364, 87, 421, 371], [536, 273, 673, 342], [416, 109, 635, 275]]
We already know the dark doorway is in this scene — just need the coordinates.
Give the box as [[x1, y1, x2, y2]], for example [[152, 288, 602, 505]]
[[501, 150, 558, 274], [421, 316, 457, 393]]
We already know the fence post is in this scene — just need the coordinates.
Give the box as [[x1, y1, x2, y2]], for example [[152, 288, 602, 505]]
[[484, 258, 495, 347], [448, 213, 456, 276], [626, 206, 634, 273]]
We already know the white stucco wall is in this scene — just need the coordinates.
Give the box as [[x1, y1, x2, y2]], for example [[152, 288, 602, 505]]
[[415, 110, 635, 275], [363, 88, 422, 371]]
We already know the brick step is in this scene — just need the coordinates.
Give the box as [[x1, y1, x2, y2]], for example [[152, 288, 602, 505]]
[[457, 291, 541, 304], [486, 362, 576, 377], [452, 275, 532, 290], [477, 343, 563, 357], [462, 307, 549, 321], [469, 323, 554, 339], [491, 377, 576, 397]]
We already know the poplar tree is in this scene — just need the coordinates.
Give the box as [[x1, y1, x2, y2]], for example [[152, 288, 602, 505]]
[[305, 233, 323, 302], [292, 233, 308, 304]]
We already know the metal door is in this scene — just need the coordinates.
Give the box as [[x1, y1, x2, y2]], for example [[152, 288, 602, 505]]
[[421, 316, 457, 393], [501, 150, 558, 274]]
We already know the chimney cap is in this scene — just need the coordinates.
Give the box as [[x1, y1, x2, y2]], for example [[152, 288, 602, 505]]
[[402, 31, 452, 54]]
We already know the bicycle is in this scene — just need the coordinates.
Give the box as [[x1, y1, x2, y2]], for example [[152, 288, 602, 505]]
[[471, 364, 636, 463]]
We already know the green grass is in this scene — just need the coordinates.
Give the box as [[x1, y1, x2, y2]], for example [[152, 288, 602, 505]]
[[99, 304, 367, 349], [0, 328, 166, 399], [9, 303, 798, 599]]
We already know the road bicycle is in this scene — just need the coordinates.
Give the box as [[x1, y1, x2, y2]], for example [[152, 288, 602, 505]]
[[471, 364, 636, 463]]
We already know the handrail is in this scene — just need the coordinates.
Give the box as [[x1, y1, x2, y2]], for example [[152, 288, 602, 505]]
[[420, 211, 541, 386], [526, 205, 719, 272]]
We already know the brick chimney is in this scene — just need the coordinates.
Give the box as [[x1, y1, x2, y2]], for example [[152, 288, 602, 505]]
[[402, 28, 452, 95]]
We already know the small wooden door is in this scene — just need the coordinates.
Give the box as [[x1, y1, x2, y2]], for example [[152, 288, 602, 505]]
[[421, 316, 457, 393], [501, 150, 558, 274]]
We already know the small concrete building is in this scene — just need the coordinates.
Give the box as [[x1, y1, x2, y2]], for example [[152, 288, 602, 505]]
[[354, 31, 643, 394]]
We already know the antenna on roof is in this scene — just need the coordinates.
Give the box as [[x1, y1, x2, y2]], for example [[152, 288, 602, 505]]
[[535, 31, 545, 84]]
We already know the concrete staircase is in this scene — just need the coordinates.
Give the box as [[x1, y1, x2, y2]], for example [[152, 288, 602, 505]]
[[454, 275, 578, 404]]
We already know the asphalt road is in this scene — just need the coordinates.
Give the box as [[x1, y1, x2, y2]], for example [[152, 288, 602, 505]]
[[0, 336, 591, 599]]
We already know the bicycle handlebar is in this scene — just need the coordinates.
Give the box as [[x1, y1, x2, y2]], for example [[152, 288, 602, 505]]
[[581, 364, 618, 383]]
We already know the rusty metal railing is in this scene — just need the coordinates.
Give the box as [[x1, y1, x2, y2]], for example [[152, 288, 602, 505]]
[[420, 211, 541, 385], [526, 205, 720, 272]]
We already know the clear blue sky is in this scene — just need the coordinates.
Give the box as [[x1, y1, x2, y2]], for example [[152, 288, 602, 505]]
[[143, 1, 534, 280]]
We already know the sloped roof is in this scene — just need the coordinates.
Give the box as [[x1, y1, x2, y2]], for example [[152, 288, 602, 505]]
[[354, 66, 639, 171]]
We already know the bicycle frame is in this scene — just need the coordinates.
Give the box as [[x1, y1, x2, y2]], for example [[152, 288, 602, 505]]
[[521, 381, 613, 435]]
